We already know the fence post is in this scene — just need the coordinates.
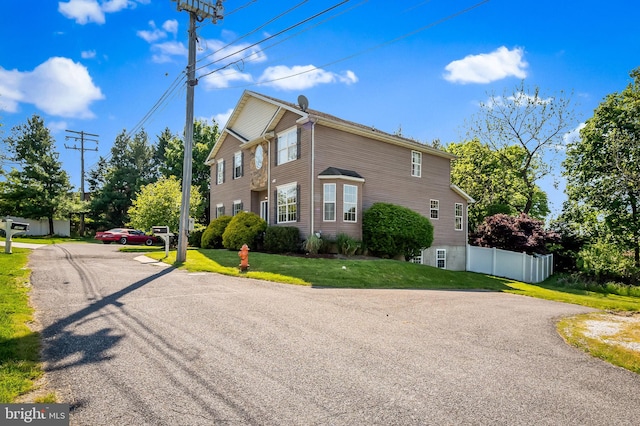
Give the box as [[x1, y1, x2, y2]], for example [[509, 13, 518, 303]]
[[492, 247, 497, 276]]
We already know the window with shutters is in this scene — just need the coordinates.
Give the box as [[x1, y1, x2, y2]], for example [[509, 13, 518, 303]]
[[216, 159, 224, 185], [233, 151, 243, 179], [343, 184, 357, 222], [323, 183, 336, 222], [233, 200, 243, 216], [277, 128, 298, 165], [277, 182, 297, 223]]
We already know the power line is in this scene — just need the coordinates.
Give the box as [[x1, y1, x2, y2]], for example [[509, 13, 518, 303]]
[[65, 129, 99, 236], [208, 0, 491, 89]]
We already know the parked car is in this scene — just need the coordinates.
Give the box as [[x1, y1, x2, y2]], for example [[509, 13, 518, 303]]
[[95, 228, 158, 246]]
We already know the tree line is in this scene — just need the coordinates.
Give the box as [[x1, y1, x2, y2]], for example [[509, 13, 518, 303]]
[[1, 67, 638, 284]]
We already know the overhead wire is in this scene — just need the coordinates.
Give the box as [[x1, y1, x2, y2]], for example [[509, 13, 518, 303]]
[[195, 0, 350, 78], [212, 0, 491, 89]]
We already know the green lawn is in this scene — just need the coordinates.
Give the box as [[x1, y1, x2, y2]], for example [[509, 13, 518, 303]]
[[144, 249, 640, 311], [0, 249, 42, 402]]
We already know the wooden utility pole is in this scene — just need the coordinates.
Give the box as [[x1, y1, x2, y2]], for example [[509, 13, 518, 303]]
[[172, 0, 225, 262], [65, 130, 99, 236]]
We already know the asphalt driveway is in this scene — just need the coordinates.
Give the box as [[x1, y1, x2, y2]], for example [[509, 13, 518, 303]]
[[28, 243, 640, 425]]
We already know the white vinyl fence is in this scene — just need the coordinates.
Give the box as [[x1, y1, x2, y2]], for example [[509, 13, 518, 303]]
[[4, 216, 71, 237], [466, 245, 553, 283]]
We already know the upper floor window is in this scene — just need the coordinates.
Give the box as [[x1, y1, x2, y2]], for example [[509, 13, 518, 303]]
[[343, 184, 357, 222], [277, 128, 299, 165], [411, 151, 422, 177], [455, 203, 463, 231], [323, 183, 336, 222], [216, 159, 224, 185], [277, 182, 298, 223], [233, 151, 243, 179], [430, 199, 439, 219]]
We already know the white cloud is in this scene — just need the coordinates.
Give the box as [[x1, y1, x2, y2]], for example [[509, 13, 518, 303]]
[[151, 41, 187, 64], [48, 120, 69, 134], [137, 21, 167, 43], [201, 39, 267, 66], [201, 68, 253, 90], [81, 50, 97, 59], [201, 109, 233, 128], [162, 20, 179, 37], [257, 65, 358, 90], [443, 46, 528, 84], [58, 0, 146, 25], [58, 0, 105, 25], [0, 57, 104, 118], [486, 92, 553, 109], [561, 122, 586, 147]]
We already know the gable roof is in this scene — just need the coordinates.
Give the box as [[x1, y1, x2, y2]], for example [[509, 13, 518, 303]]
[[205, 90, 456, 165]]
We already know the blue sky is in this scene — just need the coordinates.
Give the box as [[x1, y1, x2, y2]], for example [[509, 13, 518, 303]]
[[1, 0, 638, 217]]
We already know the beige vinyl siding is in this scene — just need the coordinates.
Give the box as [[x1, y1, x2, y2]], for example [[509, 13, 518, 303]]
[[210, 134, 251, 220], [312, 125, 466, 247]]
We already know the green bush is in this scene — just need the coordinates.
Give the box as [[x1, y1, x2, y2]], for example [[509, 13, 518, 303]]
[[201, 216, 232, 249], [363, 202, 433, 260], [336, 233, 360, 256], [222, 212, 267, 250], [188, 224, 206, 248], [302, 234, 323, 255], [577, 241, 639, 284], [263, 226, 300, 253]]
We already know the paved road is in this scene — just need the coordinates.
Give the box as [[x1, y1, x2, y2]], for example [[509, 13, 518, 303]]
[[28, 243, 640, 425]]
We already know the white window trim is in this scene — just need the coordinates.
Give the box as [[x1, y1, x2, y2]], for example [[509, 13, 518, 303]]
[[436, 249, 446, 269], [277, 127, 297, 166], [277, 182, 297, 224], [411, 253, 423, 264], [233, 200, 242, 216], [430, 199, 439, 220], [233, 151, 242, 179], [411, 150, 422, 178], [216, 159, 224, 185], [343, 184, 358, 223], [216, 203, 224, 218], [455, 203, 463, 231], [323, 183, 336, 222]]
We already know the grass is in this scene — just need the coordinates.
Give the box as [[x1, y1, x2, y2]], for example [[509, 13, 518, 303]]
[[558, 313, 640, 374], [0, 248, 42, 403], [1, 235, 88, 245]]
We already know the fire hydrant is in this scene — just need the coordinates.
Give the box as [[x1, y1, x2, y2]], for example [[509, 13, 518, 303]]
[[238, 244, 250, 272]]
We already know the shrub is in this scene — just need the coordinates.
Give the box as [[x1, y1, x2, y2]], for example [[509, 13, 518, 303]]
[[263, 226, 300, 253], [201, 216, 232, 249], [303, 234, 323, 255], [336, 233, 360, 256], [577, 241, 639, 284], [362, 202, 433, 260], [470, 213, 558, 254], [188, 224, 206, 248], [222, 212, 267, 250]]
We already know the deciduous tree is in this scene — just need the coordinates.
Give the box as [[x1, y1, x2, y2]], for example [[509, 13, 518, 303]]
[[467, 82, 575, 214]]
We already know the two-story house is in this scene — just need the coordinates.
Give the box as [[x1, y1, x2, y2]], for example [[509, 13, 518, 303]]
[[205, 91, 473, 270]]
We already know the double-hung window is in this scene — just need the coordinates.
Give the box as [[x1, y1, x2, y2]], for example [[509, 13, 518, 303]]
[[411, 151, 422, 177], [233, 200, 243, 216], [430, 199, 439, 219], [216, 203, 224, 218], [216, 159, 224, 185], [455, 203, 463, 231], [277, 128, 298, 165], [323, 183, 336, 221], [277, 183, 298, 223], [436, 249, 446, 269], [233, 151, 243, 179], [343, 184, 357, 222]]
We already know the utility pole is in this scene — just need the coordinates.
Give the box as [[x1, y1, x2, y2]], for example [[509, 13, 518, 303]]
[[65, 130, 99, 237], [172, 0, 224, 263]]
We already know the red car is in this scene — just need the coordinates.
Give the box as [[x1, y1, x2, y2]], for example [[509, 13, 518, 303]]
[[95, 228, 158, 246]]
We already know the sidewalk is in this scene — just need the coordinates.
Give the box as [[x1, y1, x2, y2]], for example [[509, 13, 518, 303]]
[[0, 241, 46, 249]]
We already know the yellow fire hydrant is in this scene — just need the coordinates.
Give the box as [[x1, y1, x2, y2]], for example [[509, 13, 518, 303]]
[[238, 244, 250, 272]]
